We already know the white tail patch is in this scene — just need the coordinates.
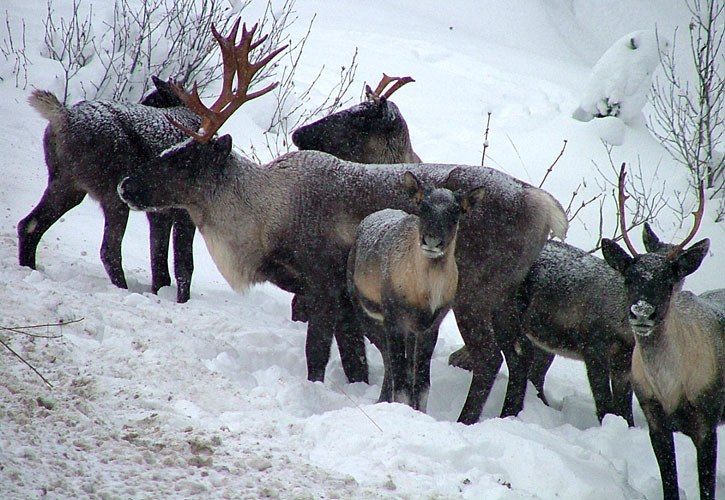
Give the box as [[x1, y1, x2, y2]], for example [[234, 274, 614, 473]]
[[22, 218, 38, 234], [28, 90, 65, 123], [528, 188, 568, 241], [361, 302, 384, 322]]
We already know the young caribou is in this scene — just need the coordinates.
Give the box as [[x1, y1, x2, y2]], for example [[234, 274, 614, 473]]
[[348, 171, 484, 411], [602, 164, 724, 500]]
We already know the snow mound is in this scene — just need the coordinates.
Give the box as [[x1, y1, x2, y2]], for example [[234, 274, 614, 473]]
[[573, 30, 667, 125]]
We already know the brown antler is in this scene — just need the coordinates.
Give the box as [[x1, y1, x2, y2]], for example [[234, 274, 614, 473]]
[[666, 180, 705, 259], [365, 73, 415, 102], [168, 19, 287, 143], [617, 162, 639, 256]]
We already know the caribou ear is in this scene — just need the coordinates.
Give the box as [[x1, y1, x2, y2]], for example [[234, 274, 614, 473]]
[[403, 171, 424, 204], [212, 134, 233, 159], [151, 75, 164, 89], [382, 97, 399, 123], [642, 222, 663, 253], [443, 167, 462, 191], [364, 84, 377, 102], [672, 238, 710, 281], [601, 238, 633, 275], [460, 187, 486, 214]]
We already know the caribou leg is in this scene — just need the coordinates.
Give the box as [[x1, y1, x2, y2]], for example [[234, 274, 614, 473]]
[[455, 305, 503, 425], [18, 180, 86, 270], [172, 209, 196, 303], [147, 211, 173, 294], [99, 200, 130, 289]]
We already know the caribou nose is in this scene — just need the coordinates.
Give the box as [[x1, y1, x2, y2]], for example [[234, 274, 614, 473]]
[[629, 300, 656, 337], [422, 235, 442, 250], [630, 300, 655, 320], [420, 234, 445, 258]]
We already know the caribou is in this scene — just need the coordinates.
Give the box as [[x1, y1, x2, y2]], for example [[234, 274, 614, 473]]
[[292, 73, 420, 164], [291, 74, 639, 423], [20, 72, 202, 303], [602, 164, 724, 500], [347, 171, 484, 411]]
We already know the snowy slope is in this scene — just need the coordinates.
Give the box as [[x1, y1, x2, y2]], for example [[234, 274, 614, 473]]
[[1, 1, 723, 498]]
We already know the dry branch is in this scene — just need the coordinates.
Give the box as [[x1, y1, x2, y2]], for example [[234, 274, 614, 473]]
[[1, 317, 83, 388]]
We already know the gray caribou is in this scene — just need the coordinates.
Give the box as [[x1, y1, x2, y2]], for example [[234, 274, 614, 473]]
[[602, 165, 724, 500], [291, 78, 640, 423]]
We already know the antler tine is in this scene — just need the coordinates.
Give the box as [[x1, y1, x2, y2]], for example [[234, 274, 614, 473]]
[[381, 76, 415, 99], [617, 162, 639, 256], [667, 180, 706, 259], [166, 81, 215, 143], [366, 73, 415, 101], [209, 18, 242, 113], [232, 23, 287, 97], [168, 17, 287, 143], [371, 73, 396, 97], [245, 23, 269, 52]]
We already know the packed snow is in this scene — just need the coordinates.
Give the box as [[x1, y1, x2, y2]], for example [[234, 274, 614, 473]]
[[1, 1, 724, 499]]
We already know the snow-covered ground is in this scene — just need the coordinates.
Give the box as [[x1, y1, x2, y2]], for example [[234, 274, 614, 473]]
[[1, 1, 724, 498]]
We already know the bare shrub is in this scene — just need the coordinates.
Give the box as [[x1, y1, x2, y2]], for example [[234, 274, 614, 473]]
[[41, 0, 95, 103], [245, 4, 359, 159], [649, 0, 725, 219], [27, 0, 359, 160], [38, 0, 246, 103], [590, 143, 671, 252], [0, 11, 29, 89]]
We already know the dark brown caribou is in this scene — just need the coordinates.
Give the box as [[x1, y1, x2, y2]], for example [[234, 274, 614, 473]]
[[292, 73, 420, 164], [20, 71, 201, 303]]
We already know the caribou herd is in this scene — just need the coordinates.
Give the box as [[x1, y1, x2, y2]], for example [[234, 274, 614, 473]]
[[19, 18, 725, 500]]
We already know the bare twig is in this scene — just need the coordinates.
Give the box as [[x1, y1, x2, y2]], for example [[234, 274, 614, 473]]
[[1, 12, 29, 88], [589, 142, 670, 252], [0, 317, 84, 338], [538, 140, 568, 188], [329, 380, 383, 433], [0, 338, 53, 388], [1, 317, 83, 388], [567, 191, 601, 223], [480, 112, 491, 166]]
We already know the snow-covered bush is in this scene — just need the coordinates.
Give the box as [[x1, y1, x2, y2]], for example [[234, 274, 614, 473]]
[[572, 30, 666, 125]]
